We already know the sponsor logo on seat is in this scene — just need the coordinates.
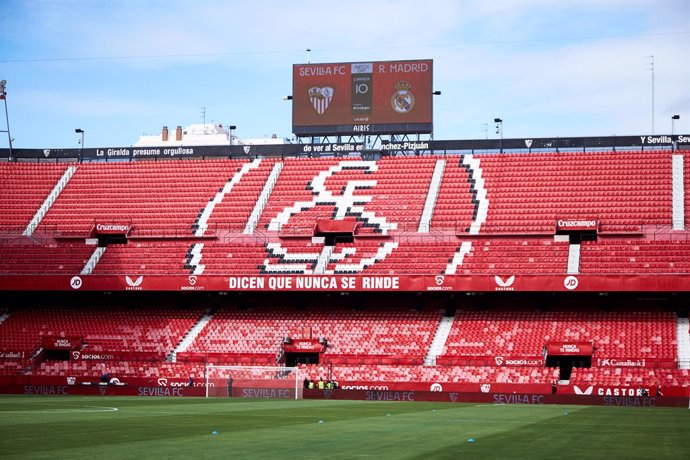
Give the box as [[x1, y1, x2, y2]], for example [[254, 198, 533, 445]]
[[0, 351, 23, 359], [430, 383, 443, 392], [597, 387, 651, 396], [597, 358, 645, 367], [70, 276, 82, 290], [427, 274, 451, 291], [95, 223, 130, 233], [574, 385, 594, 395], [181, 275, 204, 291], [494, 275, 515, 291], [557, 219, 597, 230], [125, 275, 143, 290], [564, 275, 579, 290]]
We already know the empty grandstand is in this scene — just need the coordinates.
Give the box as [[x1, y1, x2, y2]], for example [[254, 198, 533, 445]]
[[1, 137, 690, 400]]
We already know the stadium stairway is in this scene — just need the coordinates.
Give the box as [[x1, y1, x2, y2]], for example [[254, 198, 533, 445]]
[[567, 243, 580, 274], [169, 310, 214, 362], [314, 243, 334, 274], [22, 165, 77, 237], [672, 153, 684, 230], [187, 242, 205, 275], [423, 312, 454, 366], [462, 154, 488, 235], [194, 159, 262, 237], [444, 241, 473, 275], [417, 159, 445, 233], [80, 246, 107, 275], [244, 161, 283, 235], [678, 316, 690, 369]]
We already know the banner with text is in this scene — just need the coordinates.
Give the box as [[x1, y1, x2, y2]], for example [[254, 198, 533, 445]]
[[41, 336, 83, 351], [546, 342, 593, 356], [2, 274, 690, 292]]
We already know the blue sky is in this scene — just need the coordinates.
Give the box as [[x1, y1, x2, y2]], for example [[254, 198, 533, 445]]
[[1, 0, 688, 148]]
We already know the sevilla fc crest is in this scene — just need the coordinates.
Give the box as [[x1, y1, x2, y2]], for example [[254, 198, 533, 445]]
[[308, 87, 334, 115]]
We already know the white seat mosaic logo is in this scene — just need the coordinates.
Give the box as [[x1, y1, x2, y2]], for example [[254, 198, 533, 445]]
[[263, 161, 398, 275]]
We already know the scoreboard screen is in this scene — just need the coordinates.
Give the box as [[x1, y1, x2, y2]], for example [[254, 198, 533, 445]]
[[292, 59, 433, 136]]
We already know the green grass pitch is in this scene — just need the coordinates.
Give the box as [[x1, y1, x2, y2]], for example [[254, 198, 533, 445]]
[[1, 396, 689, 459]]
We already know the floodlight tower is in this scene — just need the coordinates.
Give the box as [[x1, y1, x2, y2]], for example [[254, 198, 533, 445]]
[[494, 118, 503, 153], [0, 80, 13, 159], [75, 128, 84, 160]]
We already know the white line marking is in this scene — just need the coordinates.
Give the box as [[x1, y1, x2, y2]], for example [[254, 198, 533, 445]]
[[3, 406, 119, 414]]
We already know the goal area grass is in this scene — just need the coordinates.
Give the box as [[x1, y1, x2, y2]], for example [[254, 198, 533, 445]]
[[1, 395, 689, 459]]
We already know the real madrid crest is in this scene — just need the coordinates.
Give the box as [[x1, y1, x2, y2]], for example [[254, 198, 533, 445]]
[[391, 80, 415, 114]]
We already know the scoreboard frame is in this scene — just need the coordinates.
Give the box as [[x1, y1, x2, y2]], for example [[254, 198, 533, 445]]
[[291, 59, 433, 136]]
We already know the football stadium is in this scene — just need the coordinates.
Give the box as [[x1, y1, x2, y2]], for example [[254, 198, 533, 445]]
[[1, 2, 690, 459]]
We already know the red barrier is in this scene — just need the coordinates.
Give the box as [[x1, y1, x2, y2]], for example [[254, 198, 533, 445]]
[[0, 384, 205, 397], [2, 374, 685, 398], [0, 351, 25, 359], [336, 381, 551, 394], [593, 357, 677, 368], [304, 389, 690, 407], [175, 352, 276, 365], [3, 273, 690, 292], [1, 384, 687, 407], [436, 356, 544, 367], [0, 375, 201, 388], [70, 351, 163, 361]]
